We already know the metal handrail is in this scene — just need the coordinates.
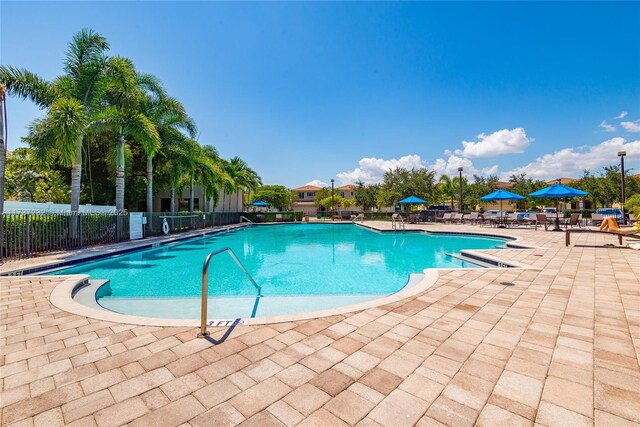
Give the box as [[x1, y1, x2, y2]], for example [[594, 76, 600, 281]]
[[391, 214, 405, 231], [240, 216, 253, 224], [351, 213, 365, 222], [198, 247, 261, 337]]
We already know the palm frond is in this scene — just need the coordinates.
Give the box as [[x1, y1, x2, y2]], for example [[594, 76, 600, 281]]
[[0, 65, 54, 108]]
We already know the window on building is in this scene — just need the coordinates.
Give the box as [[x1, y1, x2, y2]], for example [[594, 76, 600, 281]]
[[307, 192, 315, 197], [298, 192, 304, 199], [350, 192, 354, 196], [340, 192, 345, 197]]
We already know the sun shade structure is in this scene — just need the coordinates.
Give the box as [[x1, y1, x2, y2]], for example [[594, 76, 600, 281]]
[[528, 183, 588, 198], [398, 196, 427, 204], [480, 190, 524, 227], [480, 189, 525, 202], [250, 200, 270, 207], [529, 184, 588, 231]]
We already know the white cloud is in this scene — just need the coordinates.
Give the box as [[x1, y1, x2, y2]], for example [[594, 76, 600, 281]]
[[336, 155, 427, 185], [305, 179, 328, 187], [621, 120, 640, 133], [429, 155, 498, 178], [454, 128, 532, 158], [615, 111, 628, 119], [501, 137, 640, 180], [599, 120, 616, 132]]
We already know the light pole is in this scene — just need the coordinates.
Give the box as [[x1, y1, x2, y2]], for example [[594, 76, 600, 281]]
[[619, 151, 626, 225], [331, 179, 335, 219], [458, 167, 463, 212]]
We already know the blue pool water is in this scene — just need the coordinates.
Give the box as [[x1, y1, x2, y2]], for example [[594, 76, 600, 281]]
[[50, 224, 506, 319]]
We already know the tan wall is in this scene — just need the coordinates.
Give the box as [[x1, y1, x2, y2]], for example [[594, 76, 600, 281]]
[[153, 187, 244, 212]]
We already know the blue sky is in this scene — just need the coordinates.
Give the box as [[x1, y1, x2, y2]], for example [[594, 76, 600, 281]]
[[2, 1, 639, 187]]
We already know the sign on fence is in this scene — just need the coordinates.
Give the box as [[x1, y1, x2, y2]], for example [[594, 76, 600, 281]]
[[130, 212, 143, 240]]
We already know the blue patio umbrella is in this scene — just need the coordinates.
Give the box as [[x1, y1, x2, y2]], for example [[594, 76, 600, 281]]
[[398, 195, 427, 213], [250, 200, 270, 207], [398, 195, 428, 204], [529, 184, 588, 231], [480, 190, 524, 225]]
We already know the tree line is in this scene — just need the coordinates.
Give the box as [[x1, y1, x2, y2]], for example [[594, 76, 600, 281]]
[[0, 28, 261, 234]]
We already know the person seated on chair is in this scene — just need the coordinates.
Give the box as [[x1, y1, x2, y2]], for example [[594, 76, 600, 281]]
[[599, 217, 640, 234]]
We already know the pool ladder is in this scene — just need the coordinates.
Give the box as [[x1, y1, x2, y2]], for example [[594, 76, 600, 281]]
[[391, 214, 406, 231], [198, 247, 261, 338]]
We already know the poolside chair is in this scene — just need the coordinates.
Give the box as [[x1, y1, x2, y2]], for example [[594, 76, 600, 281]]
[[535, 213, 549, 231], [407, 213, 418, 224], [464, 212, 479, 224], [563, 213, 581, 228], [275, 214, 285, 222], [629, 213, 636, 224], [590, 213, 604, 226], [437, 212, 452, 223]]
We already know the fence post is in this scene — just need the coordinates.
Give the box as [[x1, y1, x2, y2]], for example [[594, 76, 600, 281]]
[[25, 214, 30, 257], [79, 214, 83, 248]]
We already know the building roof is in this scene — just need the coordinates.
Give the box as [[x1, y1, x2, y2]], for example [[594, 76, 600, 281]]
[[291, 185, 322, 191], [495, 181, 513, 189], [546, 177, 577, 185], [338, 185, 356, 190]]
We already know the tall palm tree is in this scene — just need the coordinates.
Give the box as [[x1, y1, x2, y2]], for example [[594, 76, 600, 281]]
[[93, 57, 160, 225], [141, 87, 196, 232], [1, 29, 110, 237]]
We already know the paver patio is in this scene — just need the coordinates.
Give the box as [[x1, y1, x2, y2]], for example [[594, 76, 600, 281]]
[[1, 222, 639, 426]]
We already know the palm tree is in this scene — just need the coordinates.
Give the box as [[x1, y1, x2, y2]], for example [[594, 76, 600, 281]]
[[200, 145, 229, 214], [141, 86, 195, 232], [1, 29, 110, 237], [438, 175, 455, 209], [93, 57, 160, 227]]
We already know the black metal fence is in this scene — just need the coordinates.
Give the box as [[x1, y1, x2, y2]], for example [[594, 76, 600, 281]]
[[1, 211, 244, 260]]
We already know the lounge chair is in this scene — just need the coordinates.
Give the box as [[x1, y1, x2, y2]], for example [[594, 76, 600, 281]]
[[464, 212, 479, 224], [437, 212, 452, 223], [275, 214, 285, 222], [590, 213, 604, 226], [566, 227, 640, 246], [451, 213, 464, 224]]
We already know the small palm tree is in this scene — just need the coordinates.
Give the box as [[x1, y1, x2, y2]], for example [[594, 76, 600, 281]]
[[438, 175, 455, 209]]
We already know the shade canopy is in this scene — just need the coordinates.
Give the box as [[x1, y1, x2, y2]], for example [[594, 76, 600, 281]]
[[398, 195, 427, 204], [480, 189, 525, 201], [528, 183, 588, 198], [250, 200, 270, 207]]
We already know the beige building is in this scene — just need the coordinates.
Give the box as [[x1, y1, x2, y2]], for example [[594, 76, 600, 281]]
[[291, 184, 361, 215], [152, 187, 244, 213]]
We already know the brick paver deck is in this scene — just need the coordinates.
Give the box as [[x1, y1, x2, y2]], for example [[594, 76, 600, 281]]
[[1, 222, 639, 426]]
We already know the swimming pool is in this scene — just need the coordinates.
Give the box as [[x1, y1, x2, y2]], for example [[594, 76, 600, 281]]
[[50, 224, 507, 319]]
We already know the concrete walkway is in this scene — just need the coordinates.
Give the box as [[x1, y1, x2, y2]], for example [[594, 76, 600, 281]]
[[1, 222, 638, 426]]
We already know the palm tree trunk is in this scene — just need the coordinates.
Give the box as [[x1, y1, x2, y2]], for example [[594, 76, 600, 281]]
[[237, 192, 240, 213], [170, 186, 175, 230], [221, 190, 225, 213], [70, 136, 83, 239], [189, 175, 194, 228], [115, 134, 125, 237], [146, 156, 153, 234]]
